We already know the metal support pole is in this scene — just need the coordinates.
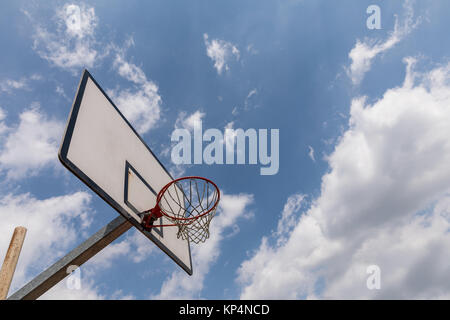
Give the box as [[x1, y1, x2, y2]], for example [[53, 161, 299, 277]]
[[0, 227, 27, 300], [8, 216, 131, 300]]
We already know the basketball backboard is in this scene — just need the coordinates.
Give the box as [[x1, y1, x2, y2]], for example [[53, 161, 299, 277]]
[[58, 70, 192, 275]]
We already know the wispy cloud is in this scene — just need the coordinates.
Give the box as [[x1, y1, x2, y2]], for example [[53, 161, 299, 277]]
[[246, 44, 258, 55], [308, 145, 315, 162], [347, 0, 420, 85], [0, 75, 42, 94], [274, 194, 306, 245], [244, 89, 258, 110], [55, 85, 70, 101], [0, 79, 27, 93], [204, 34, 240, 75], [108, 52, 162, 135], [26, 4, 162, 136], [27, 4, 103, 74]]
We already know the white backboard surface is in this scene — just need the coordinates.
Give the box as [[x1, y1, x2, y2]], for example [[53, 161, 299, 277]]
[[59, 70, 192, 275]]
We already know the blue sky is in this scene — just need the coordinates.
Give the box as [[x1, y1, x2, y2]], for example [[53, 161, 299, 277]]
[[1, 0, 450, 299]]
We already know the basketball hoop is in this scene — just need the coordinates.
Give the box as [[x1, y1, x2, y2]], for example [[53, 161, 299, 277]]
[[141, 176, 220, 244]]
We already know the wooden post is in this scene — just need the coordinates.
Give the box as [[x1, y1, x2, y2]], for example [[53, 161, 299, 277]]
[[0, 226, 27, 300]]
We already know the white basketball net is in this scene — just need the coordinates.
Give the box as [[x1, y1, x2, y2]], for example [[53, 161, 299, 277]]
[[158, 177, 219, 244]]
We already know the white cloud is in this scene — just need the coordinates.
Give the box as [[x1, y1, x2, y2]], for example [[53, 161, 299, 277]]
[[0, 79, 27, 93], [246, 89, 257, 99], [27, 4, 161, 135], [110, 290, 136, 300], [244, 89, 258, 110], [237, 60, 450, 299], [35, 228, 153, 299], [347, 0, 419, 85], [0, 75, 42, 94], [61, 4, 97, 39], [224, 121, 237, 150], [224, 121, 234, 131], [323, 196, 450, 299], [127, 230, 158, 263], [29, 4, 101, 74], [274, 194, 305, 244], [168, 163, 187, 179], [0, 108, 64, 179], [204, 34, 240, 75], [87, 229, 157, 269], [108, 54, 162, 135], [166, 110, 206, 177], [152, 193, 254, 299], [246, 44, 258, 55], [175, 110, 205, 131], [40, 279, 105, 300], [0, 191, 93, 296], [114, 53, 148, 85], [0, 189, 148, 300], [88, 240, 131, 270], [109, 87, 161, 134], [0, 108, 7, 137], [39, 267, 136, 300], [55, 85, 70, 101], [308, 145, 315, 162]]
